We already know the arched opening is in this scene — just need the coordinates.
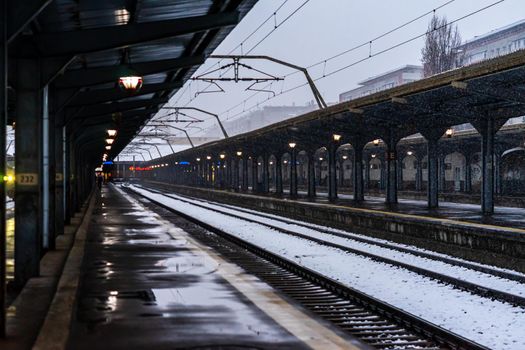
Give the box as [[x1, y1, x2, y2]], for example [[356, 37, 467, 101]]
[[501, 148, 525, 194], [444, 152, 466, 192], [401, 154, 417, 190]]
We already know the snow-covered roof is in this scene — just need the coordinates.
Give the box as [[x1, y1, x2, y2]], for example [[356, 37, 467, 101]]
[[358, 64, 422, 85], [459, 18, 525, 47]]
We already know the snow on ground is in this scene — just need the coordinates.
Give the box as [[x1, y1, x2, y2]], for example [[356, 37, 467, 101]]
[[183, 194, 525, 277], [129, 185, 525, 349], [153, 191, 525, 298]]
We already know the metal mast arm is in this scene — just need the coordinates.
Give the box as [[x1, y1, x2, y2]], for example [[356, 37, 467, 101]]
[[209, 55, 327, 109]]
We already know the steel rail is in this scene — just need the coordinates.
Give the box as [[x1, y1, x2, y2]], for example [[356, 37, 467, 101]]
[[127, 185, 489, 350], [139, 184, 525, 308]]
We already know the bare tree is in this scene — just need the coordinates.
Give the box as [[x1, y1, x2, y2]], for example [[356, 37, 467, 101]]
[[421, 15, 463, 77]]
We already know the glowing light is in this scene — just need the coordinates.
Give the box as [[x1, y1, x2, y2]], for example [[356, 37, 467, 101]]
[[196, 158, 201, 162], [206, 155, 212, 160], [407, 151, 413, 156], [332, 134, 342, 142], [371, 154, 376, 158], [107, 129, 117, 137], [118, 76, 143, 92], [288, 142, 296, 149], [342, 155, 348, 160], [106, 138, 114, 145], [445, 128, 454, 138], [236, 151, 242, 156], [373, 139, 380, 146], [220, 154, 225, 159], [105, 145, 111, 150]]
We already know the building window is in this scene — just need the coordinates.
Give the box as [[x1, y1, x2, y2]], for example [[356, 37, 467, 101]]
[[469, 51, 487, 64]]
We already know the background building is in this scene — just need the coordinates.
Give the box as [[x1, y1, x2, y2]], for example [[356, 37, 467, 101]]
[[456, 19, 525, 66], [339, 65, 424, 102]]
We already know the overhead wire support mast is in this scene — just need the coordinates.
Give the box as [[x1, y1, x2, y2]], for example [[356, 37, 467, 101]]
[[206, 55, 327, 109], [161, 107, 229, 138], [149, 123, 195, 148]]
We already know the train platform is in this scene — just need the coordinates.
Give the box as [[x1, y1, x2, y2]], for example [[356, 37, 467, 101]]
[[278, 189, 525, 230], [43, 185, 363, 350]]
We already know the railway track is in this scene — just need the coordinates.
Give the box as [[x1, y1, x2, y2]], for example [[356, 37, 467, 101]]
[[125, 185, 489, 350], [136, 184, 525, 308]]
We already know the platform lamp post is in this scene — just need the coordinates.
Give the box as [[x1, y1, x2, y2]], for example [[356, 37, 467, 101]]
[[289, 141, 298, 197], [219, 153, 226, 189], [117, 51, 143, 93], [206, 155, 213, 186], [233, 151, 242, 191]]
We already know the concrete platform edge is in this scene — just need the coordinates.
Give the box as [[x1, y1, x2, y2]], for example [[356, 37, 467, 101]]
[[32, 191, 97, 350]]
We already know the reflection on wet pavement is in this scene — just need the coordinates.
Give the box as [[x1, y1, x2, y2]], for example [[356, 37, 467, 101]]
[[67, 185, 308, 350], [6, 217, 14, 281], [282, 191, 525, 229]]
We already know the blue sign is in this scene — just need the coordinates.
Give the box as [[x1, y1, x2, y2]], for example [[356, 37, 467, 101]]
[[103, 161, 113, 165], [179, 161, 190, 165]]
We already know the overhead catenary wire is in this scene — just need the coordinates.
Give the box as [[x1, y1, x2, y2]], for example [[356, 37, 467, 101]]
[[171, 0, 294, 107], [217, 0, 458, 118], [193, 0, 505, 135]]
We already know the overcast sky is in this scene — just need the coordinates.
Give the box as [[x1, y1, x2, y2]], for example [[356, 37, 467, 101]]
[[123, 0, 525, 159]]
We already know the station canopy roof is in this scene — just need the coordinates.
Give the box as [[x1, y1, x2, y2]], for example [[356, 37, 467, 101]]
[[8, 0, 257, 163]]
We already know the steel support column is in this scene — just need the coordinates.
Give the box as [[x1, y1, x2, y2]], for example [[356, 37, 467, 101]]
[[207, 161, 213, 187], [307, 153, 316, 198], [14, 58, 42, 287], [427, 139, 440, 208], [275, 154, 283, 195], [328, 144, 337, 201], [438, 155, 446, 192], [64, 132, 71, 223], [251, 158, 257, 192], [242, 156, 248, 191], [480, 118, 495, 215], [353, 145, 364, 202], [290, 151, 298, 197], [233, 158, 239, 191], [46, 88, 56, 250], [385, 138, 398, 204], [262, 153, 269, 193]]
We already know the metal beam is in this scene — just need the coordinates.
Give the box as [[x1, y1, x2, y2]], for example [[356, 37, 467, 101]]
[[70, 97, 168, 120], [68, 81, 183, 107], [42, 56, 77, 87], [81, 108, 157, 126], [35, 12, 240, 57], [7, 0, 53, 43], [162, 107, 228, 138], [0, 0, 6, 336], [55, 55, 204, 88]]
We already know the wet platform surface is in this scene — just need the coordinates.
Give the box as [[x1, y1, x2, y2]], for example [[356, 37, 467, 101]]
[[67, 185, 351, 350], [273, 189, 525, 230]]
